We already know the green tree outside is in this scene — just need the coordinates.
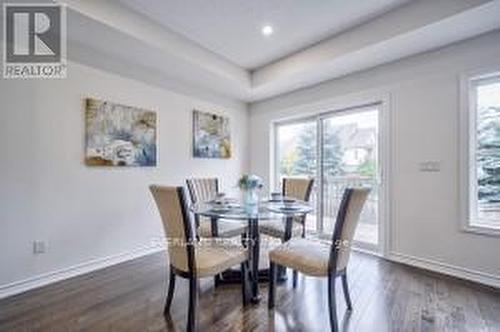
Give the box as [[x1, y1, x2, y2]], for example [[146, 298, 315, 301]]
[[280, 124, 344, 177]]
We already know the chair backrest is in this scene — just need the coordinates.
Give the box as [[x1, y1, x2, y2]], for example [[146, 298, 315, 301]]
[[186, 178, 219, 204], [282, 177, 314, 202], [149, 185, 195, 274], [329, 188, 371, 273]]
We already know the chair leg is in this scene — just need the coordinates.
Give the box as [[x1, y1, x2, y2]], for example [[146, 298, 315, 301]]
[[341, 273, 353, 311], [241, 232, 248, 248], [241, 262, 249, 305], [292, 270, 298, 289], [187, 276, 198, 332], [268, 262, 277, 309], [164, 268, 176, 315], [328, 274, 338, 332]]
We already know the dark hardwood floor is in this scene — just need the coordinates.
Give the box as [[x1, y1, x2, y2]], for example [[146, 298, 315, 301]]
[[0, 251, 499, 332]]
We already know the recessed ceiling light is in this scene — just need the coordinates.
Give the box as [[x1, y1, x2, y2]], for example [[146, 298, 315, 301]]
[[261, 25, 274, 36]]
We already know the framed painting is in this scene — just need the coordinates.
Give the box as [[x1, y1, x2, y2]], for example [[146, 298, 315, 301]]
[[85, 98, 157, 166], [193, 110, 231, 158]]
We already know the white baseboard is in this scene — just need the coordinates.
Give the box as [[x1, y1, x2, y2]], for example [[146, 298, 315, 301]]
[[0, 244, 165, 300], [388, 251, 500, 289], [2, 246, 497, 300]]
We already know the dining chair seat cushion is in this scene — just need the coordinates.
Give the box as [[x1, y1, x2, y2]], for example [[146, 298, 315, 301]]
[[269, 238, 333, 277], [193, 240, 248, 277], [259, 218, 302, 239], [198, 219, 247, 238]]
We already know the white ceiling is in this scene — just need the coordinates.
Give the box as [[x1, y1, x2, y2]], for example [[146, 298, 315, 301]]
[[118, 0, 412, 69], [63, 0, 500, 103]]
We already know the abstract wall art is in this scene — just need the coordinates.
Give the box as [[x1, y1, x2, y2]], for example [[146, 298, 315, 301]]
[[85, 98, 157, 166], [193, 110, 231, 159]]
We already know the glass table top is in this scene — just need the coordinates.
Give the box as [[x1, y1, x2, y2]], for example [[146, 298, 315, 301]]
[[190, 198, 313, 221]]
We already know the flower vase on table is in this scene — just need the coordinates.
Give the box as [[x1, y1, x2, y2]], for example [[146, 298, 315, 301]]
[[238, 175, 264, 215], [243, 188, 259, 214]]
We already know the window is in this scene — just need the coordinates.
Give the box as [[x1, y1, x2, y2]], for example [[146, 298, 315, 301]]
[[465, 74, 500, 233], [275, 121, 317, 181], [275, 120, 318, 231], [273, 103, 383, 249]]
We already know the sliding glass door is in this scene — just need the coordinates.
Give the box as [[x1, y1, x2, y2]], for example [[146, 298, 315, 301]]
[[275, 104, 384, 252], [320, 107, 380, 250]]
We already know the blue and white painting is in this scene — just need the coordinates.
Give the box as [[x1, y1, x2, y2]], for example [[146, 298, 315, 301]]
[[193, 110, 231, 159], [85, 98, 157, 166]]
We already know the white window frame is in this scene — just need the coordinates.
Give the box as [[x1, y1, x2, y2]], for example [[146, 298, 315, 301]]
[[460, 71, 500, 236]]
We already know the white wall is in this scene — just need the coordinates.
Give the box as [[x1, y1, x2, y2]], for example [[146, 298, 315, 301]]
[[0, 61, 248, 294], [249, 31, 500, 287]]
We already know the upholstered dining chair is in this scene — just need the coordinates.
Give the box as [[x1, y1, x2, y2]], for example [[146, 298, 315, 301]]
[[186, 178, 247, 238], [260, 177, 314, 240], [149, 185, 250, 332], [268, 188, 370, 332]]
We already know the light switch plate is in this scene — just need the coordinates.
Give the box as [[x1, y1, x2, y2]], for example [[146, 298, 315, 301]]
[[419, 161, 441, 172], [33, 240, 47, 254]]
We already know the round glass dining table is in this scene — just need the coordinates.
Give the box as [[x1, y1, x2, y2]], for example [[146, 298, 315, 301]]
[[190, 198, 313, 303]]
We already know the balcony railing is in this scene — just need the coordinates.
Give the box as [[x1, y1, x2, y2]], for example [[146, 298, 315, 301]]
[[307, 176, 378, 243]]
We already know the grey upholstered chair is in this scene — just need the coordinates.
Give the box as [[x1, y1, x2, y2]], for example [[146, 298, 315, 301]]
[[268, 188, 370, 332], [260, 177, 314, 239], [186, 178, 247, 238], [150, 185, 249, 332]]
